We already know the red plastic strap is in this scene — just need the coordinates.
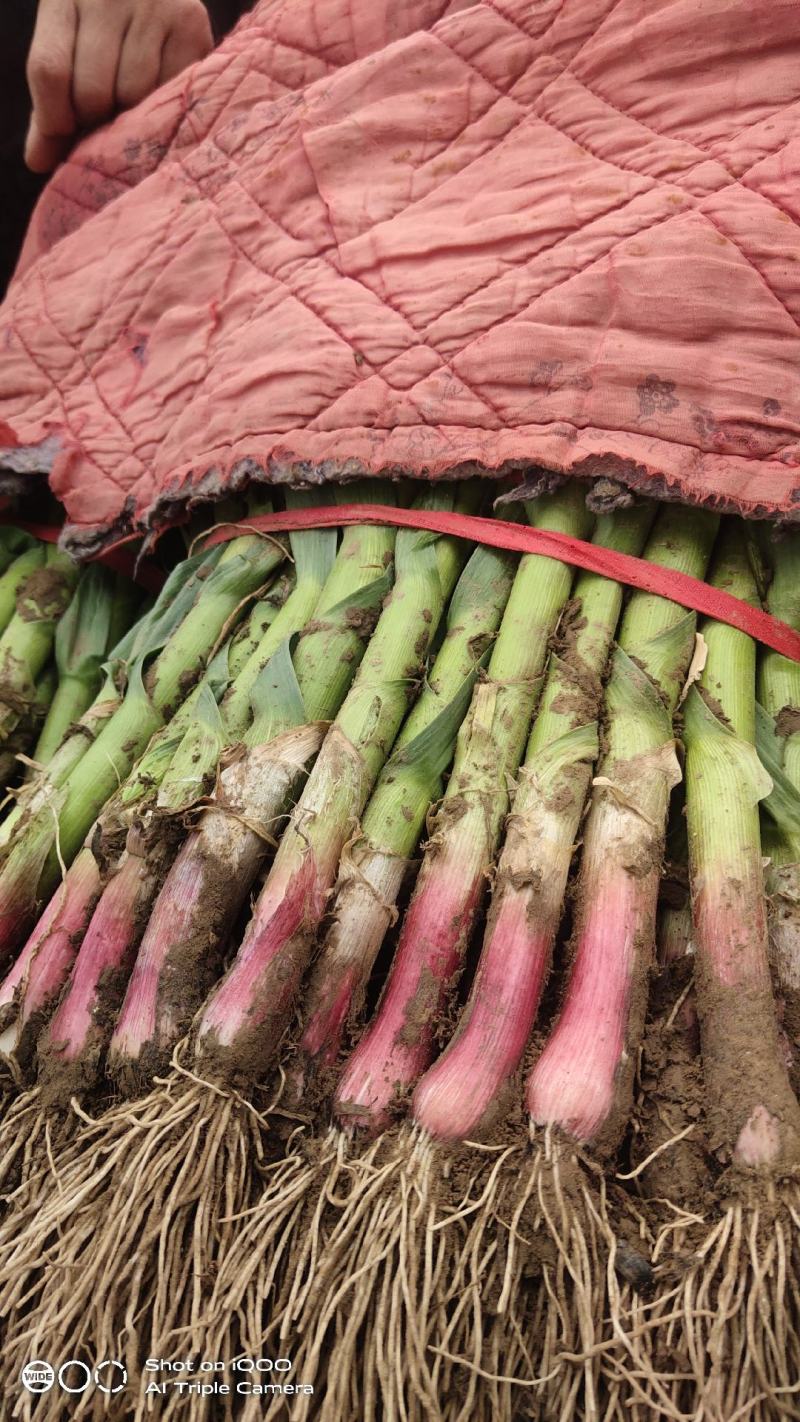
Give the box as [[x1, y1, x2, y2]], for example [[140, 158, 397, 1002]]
[[2, 520, 164, 594], [201, 503, 800, 663]]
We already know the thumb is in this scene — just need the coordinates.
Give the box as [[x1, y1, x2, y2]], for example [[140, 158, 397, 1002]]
[[25, 116, 71, 174]]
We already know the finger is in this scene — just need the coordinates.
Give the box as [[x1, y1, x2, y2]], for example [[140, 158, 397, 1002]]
[[115, 13, 165, 110], [158, 2, 213, 86], [24, 116, 72, 174], [71, 1, 128, 127], [26, 0, 78, 141]]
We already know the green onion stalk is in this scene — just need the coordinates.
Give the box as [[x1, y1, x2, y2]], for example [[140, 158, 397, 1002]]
[[2, 673, 226, 1072], [109, 573, 291, 822], [0, 511, 288, 968], [0, 541, 45, 637], [0, 573, 197, 1040], [0, 585, 287, 1062], [527, 504, 718, 1150], [0, 527, 36, 582], [53, 516, 287, 855], [31, 664, 59, 740], [9, 499, 326, 1063], [684, 523, 800, 1169], [224, 569, 294, 672], [106, 490, 401, 1090], [755, 531, 800, 1058], [297, 540, 519, 1083], [1, 566, 286, 850], [106, 491, 399, 1083], [638, 528, 800, 1422], [412, 500, 655, 1142], [32, 566, 140, 767], [193, 483, 481, 1086], [0, 546, 79, 747], [0, 495, 405, 1393], [333, 482, 593, 1134], [0, 545, 229, 857], [31, 497, 388, 1093], [0, 663, 57, 790], [0, 846, 103, 1058], [0, 560, 247, 1052]]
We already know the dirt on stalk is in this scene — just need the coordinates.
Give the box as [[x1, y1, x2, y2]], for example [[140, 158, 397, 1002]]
[[775, 705, 800, 737], [633, 952, 714, 1205], [16, 568, 73, 622]]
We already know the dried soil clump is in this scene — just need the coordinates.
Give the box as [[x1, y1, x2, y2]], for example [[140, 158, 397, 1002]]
[[633, 953, 713, 1205], [16, 567, 73, 623]]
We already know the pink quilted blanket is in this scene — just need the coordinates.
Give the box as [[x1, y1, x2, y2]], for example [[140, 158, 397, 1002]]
[[0, 0, 799, 551]]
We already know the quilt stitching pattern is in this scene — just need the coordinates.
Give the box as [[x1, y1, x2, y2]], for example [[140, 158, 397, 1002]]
[[37, 276, 150, 489], [178, 128, 655, 428], [1, 0, 799, 544]]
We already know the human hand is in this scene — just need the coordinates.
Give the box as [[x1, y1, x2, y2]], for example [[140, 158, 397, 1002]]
[[25, 0, 214, 173]]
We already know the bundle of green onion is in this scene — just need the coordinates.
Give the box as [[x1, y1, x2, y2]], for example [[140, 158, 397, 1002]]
[[0, 485, 798, 1422]]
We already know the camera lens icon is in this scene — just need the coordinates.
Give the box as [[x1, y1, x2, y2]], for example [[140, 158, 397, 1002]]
[[96, 1361, 128, 1394], [21, 1361, 55, 1393]]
